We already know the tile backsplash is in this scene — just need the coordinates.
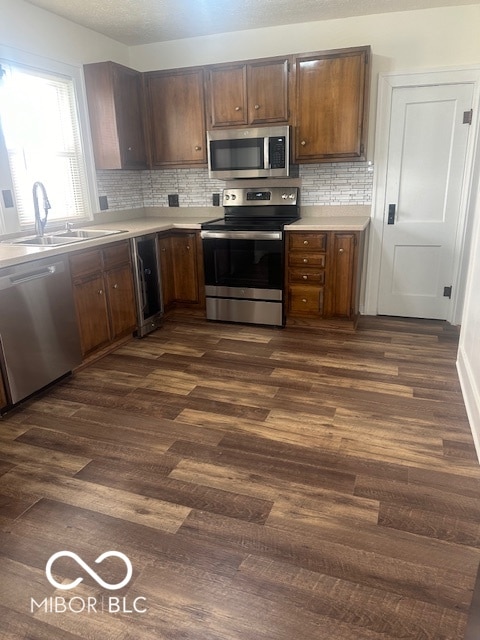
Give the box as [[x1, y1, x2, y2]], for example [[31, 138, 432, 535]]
[[96, 162, 373, 212]]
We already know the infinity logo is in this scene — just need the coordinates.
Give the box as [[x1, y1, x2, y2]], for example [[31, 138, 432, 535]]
[[46, 551, 133, 591]]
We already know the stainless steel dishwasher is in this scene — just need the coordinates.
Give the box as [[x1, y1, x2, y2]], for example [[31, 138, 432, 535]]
[[0, 255, 82, 406]]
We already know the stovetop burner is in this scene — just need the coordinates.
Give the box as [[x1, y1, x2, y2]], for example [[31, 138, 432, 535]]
[[201, 216, 299, 231], [201, 186, 300, 231]]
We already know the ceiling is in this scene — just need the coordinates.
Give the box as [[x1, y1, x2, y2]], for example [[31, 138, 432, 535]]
[[25, 0, 478, 46]]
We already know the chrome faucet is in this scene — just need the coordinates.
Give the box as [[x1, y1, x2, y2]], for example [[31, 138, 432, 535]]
[[33, 181, 51, 236]]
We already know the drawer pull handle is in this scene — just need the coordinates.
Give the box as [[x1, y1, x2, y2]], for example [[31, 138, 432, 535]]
[[302, 298, 307, 303], [303, 258, 308, 263], [302, 275, 308, 280], [235, 106, 241, 111], [301, 140, 306, 146], [303, 240, 308, 245], [254, 104, 260, 110], [195, 145, 201, 151]]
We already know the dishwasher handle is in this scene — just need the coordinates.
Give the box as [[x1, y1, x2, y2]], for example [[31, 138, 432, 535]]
[[10, 265, 56, 286], [0, 261, 64, 290]]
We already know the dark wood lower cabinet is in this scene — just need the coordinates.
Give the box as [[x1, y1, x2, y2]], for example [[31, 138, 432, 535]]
[[70, 241, 137, 358], [158, 231, 205, 313], [286, 230, 364, 324]]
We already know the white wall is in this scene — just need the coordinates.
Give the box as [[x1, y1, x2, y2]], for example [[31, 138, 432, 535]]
[[457, 149, 480, 460], [130, 5, 480, 72], [0, 0, 128, 67]]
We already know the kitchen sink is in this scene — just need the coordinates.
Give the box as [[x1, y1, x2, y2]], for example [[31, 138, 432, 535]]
[[54, 228, 127, 239], [2, 228, 127, 246], [5, 235, 84, 246]]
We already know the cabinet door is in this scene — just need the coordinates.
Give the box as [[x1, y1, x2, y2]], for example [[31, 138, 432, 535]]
[[73, 275, 111, 356], [145, 68, 207, 167], [171, 234, 199, 303], [105, 264, 137, 339], [208, 64, 247, 127], [84, 62, 147, 170], [247, 59, 289, 125], [158, 235, 175, 308], [294, 47, 370, 162], [330, 233, 357, 318], [113, 65, 148, 169]]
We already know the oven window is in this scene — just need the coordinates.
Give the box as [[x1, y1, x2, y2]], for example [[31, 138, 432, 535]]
[[203, 237, 283, 290], [209, 138, 264, 171]]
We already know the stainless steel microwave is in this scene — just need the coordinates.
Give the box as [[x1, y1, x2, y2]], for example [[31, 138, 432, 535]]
[[207, 125, 289, 180]]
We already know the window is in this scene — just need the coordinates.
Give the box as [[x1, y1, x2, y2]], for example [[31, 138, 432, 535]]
[[0, 56, 94, 233]]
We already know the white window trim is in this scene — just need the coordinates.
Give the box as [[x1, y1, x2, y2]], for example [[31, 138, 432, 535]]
[[0, 44, 98, 235]]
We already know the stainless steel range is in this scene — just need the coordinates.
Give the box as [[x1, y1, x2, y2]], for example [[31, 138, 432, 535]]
[[201, 186, 299, 327]]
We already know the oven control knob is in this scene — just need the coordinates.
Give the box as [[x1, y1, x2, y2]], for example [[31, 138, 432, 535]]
[[231, 194, 236, 200], [225, 194, 230, 200], [288, 193, 295, 200], [281, 193, 288, 199]]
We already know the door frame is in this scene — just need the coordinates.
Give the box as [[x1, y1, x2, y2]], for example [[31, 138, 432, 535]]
[[364, 67, 480, 324]]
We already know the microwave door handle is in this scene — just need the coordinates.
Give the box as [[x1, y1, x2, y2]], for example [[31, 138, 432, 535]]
[[264, 136, 269, 170]]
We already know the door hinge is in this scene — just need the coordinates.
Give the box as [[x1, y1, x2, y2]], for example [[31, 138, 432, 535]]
[[443, 286, 452, 299], [463, 109, 473, 125]]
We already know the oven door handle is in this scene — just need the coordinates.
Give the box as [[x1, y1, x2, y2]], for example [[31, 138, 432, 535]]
[[200, 230, 282, 241]]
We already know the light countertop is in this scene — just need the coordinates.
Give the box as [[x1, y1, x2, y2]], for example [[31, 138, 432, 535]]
[[0, 211, 370, 270], [286, 216, 370, 231]]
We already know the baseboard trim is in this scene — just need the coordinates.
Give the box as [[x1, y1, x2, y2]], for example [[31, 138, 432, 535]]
[[457, 346, 480, 464]]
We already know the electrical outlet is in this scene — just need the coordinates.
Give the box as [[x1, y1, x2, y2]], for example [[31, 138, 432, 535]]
[[168, 194, 179, 207], [99, 195, 109, 210], [2, 190, 14, 208], [212, 193, 220, 206]]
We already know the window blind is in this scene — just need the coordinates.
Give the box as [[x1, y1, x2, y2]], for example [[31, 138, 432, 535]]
[[0, 62, 89, 228]]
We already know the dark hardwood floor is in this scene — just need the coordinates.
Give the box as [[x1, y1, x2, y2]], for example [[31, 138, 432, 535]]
[[1, 313, 479, 639]]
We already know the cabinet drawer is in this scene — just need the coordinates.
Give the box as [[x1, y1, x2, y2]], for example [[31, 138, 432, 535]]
[[103, 241, 131, 270], [69, 249, 102, 279], [289, 233, 327, 252], [289, 268, 325, 284], [289, 253, 326, 268], [288, 285, 324, 314]]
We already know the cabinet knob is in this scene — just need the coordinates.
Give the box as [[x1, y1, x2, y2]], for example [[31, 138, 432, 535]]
[[186, 245, 190, 250], [302, 298, 307, 303], [113, 283, 119, 289], [300, 140, 306, 146], [127, 147, 132, 151], [195, 145, 201, 151], [339, 248, 345, 254], [254, 104, 260, 110], [303, 240, 308, 245], [302, 275, 308, 280], [303, 258, 308, 263], [234, 106, 241, 111], [98, 289, 103, 295]]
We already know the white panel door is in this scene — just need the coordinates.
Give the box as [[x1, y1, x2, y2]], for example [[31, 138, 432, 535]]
[[378, 83, 473, 318]]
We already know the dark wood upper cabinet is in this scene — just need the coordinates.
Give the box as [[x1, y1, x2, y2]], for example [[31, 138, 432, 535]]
[[83, 61, 147, 170], [293, 46, 370, 163], [144, 67, 207, 168], [207, 57, 290, 128]]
